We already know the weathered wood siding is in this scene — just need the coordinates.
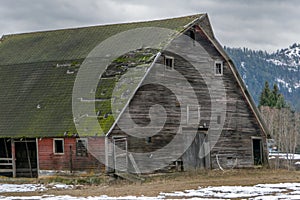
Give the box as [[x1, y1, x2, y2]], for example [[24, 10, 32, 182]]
[[38, 137, 105, 172], [191, 25, 268, 169], [108, 20, 268, 172]]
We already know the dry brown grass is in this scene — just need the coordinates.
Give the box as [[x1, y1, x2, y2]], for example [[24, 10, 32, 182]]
[[2, 169, 300, 197]]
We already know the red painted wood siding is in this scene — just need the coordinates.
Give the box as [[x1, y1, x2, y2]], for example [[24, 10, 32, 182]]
[[38, 137, 105, 172]]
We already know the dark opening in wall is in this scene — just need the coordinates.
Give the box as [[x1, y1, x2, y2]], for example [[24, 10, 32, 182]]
[[54, 139, 64, 154]]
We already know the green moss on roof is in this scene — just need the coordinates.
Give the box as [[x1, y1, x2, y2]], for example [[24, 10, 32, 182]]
[[0, 14, 202, 65], [93, 48, 159, 136], [0, 61, 80, 138], [0, 14, 202, 138]]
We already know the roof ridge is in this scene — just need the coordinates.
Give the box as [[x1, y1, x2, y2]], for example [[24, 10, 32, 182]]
[[0, 13, 203, 65], [2, 14, 203, 39]]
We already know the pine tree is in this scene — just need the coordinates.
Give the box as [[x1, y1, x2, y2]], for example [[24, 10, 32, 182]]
[[259, 81, 271, 107], [259, 81, 288, 109], [275, 94, 286, 109], [271, 84, 280, 107]]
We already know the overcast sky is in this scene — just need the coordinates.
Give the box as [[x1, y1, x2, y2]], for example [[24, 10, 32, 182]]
[[0, 0, 299, 52]]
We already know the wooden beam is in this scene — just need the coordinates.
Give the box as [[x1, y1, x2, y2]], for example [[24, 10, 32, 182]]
[[11, 139, 16, 178], [36, 138, 40, 178], [0, 163, 13, 166], [25, 140, 33, 178], [0, 158, 12, 161], [0, 169, 13, 173]]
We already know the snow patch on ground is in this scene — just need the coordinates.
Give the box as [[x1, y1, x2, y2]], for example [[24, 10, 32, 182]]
[[269, 153, 300, 160], [0, 183, 72, 193], [2, 182, 300, 199], [0, 184, 47, 193], [0, 195, 162, 200]]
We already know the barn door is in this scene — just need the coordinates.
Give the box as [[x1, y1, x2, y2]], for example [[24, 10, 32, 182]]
[[113, 137, 128, 172], [182, 129, 210, 170], [14, 139, 38, 177], [252, 138, 263, 165]]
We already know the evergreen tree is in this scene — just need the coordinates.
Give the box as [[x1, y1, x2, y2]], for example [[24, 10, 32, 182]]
[[271, 84, 280, 107], [259, 81, 271, 107], [258, 81, 288, 109], [275, 94, 286, 109]]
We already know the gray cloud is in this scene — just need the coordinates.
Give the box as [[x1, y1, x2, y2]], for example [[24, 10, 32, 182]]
[[0, 0, 299, 52]]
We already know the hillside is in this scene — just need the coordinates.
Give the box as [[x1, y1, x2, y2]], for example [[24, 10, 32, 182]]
[[225, 44, 300, 111]]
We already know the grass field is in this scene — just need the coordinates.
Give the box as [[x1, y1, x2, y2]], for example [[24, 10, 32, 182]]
[[1, 169, 300, 197]]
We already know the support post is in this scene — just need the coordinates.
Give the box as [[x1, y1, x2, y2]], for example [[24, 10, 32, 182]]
[[4, 139, 9, 160], [69, 145, 73, 173], [11, 139, 16, 178], [25, 139, 33, 178]]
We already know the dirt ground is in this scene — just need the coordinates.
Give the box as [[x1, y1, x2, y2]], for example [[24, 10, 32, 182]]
[[1, 169, 300, 197]]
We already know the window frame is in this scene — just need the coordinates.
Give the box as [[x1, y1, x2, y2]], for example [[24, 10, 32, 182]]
[[215, 61, 223, 76], [164, 56, 174, 70], [76, 138, 88, 157], [53, 138, 64, 155], [187, 105, 201, 125]]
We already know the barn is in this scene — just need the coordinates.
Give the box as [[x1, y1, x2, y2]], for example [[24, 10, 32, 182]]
[[0, 14, 268, 178]]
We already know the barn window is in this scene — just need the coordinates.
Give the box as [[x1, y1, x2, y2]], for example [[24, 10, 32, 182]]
[[53, 139, 64, 154], [76, 138, 88, 156], [215, 61, 223, 75], [164, 56, 174, 70], [187, 105, 201, 125]]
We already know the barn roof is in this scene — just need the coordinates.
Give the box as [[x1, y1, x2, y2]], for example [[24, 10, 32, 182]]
[[0, 13, 269, 139], [0, 14, 203, 138], [0, 14, 201, 65]]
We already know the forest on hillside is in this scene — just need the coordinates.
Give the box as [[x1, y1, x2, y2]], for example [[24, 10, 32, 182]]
[[225, 45, 300, 111]]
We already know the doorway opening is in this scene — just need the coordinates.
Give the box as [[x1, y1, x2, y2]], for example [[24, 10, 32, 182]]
[[14, 139, 38, 177], [252, 138, 263, 165]]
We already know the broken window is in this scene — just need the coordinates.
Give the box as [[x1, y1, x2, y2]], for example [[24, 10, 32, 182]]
[[76, 138, 88, 157], [53, 139, 64, 154]]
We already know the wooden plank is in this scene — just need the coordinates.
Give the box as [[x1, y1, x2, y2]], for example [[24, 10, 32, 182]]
[[25, 140, 33, 178], [16, 168, 37, 172], [0, 169, 13, 173], [11, 139, 16, 178], [0, 163, 13, 166], [128, 153, 141, 175], [0, 158, 12, 161], [115, 172, 144, 183]]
